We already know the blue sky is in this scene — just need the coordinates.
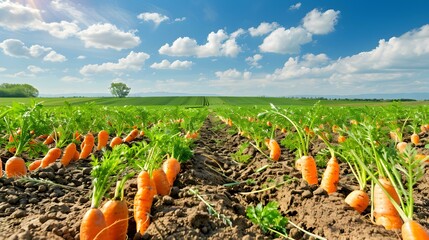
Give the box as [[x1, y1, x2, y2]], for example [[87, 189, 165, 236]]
[[1, 0, 429, 96]]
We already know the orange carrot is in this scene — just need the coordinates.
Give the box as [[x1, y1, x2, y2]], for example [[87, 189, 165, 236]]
[[101, 199, 128, 240], [110, 136, 123, 148], [410, 133, 420, 145], [300, 155, 318, 185], [73, 150, 80, 161], [344, 189, 370, 213], [97, 130, 109, 151], [374, 178, 403, 230], [74, 131, 82, 142], [80, 133, 95, 159], [337, 135, 346, 143], [162, 158, 181, 186], [268, 139, 281, 161], [152, 169, 171, 196], [8, 134, 16, 153], [320, 156, 340, 194], [134, 171, 157, 234], [60, 143, 77, 166], [41, 147, 62, 168], [28, 160, 42, 171], [5, 156, 27, 178], [401, 219, 429, 240], [397, 142, 407, 153], [80, 208, 110, 240], [43, 134, 55, 145], [123, 129, 139, 143]]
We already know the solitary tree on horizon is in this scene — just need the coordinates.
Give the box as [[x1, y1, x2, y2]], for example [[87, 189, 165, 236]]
[[109, 82, 131, 98]]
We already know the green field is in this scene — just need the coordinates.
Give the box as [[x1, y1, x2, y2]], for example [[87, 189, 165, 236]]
[[0, 96, 426, 107]]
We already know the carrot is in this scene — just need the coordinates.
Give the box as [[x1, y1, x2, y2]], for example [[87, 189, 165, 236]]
[[344, 189, 370, 213], [41, 147, 62, 168], [101, 175, 133, 240], [410, 133, 420, 145], [152, 169, 171, 196], [134, 171, 157, 234], [397, 142, 407, 153], [374, 178, 403, 230], [123, 129, 139, 143], [401, 219, 429, 240], [320, 156, 340, 194], [74, 131, 82, 142], [5, 156, 27, 178], [268, 139, 281, 161], [101, 200, 128, 240], [337, 135, 346, 143], [162, 158, 181, 186], [8, 134, 16, 153], [73, 150, 80, 161], [0, 161, 2, 178], [80, 149, 121, 240], [80, 208, 110, 240], [28, 160, 42, 171], [80, 133, 95, 159], [43, 134, 55, 145], [97, 130, 109, 151], [300, 155, 318, 185], [110, 136, 123, 148], [60, 143, 77, 166]]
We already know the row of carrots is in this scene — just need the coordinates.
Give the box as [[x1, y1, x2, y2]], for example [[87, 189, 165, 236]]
[[219, 106, 429, 240], [0, 128, 142, 178], [80, 156, 182, 240]]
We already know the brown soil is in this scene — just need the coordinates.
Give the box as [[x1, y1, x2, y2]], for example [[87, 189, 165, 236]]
[[1, 115, 429, 240]]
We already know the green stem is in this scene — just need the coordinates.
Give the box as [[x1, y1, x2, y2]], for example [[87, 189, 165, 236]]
[[267, 227, 292, 240], [288, 220, 327, 240]]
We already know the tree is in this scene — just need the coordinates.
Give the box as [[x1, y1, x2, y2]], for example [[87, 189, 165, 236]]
[[0, 83, 39, 97], [109, 82, 130, 98]]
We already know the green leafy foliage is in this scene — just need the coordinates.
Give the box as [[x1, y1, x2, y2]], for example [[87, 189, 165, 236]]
[[246, 201, 288, 235], [230, 142, 252, 163]]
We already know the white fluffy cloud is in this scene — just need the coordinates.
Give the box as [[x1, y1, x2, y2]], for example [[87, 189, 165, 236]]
[[0, 1, 80, 38], [268, 25, 429, 93], [249, 22, 279, 37], [27, 65, 46, 74], [150, 60, 193, 70], [0, 1, 41, 30], [0, 39, 65, 62], [159, 29, 243, 58], [302, 9, 340, 35], [80, 51, 150, 75], [215, 68, 252, 80], [78, 23, 140, 50], [259, 27, 312, 54], [174, 17, 186, 22], [289, 3, 302, 10], [137, 12, 169, 27], [43, 51, 67, 62], [246, 54, 263, 68], [0, 67, 6, 72], [61, 76, 87, 83]]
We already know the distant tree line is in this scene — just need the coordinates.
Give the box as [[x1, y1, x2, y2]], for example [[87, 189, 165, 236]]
[[0, 83, 39, 97]]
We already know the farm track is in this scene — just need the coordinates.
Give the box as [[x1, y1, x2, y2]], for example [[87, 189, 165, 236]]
[[0, 115, 429, 239]]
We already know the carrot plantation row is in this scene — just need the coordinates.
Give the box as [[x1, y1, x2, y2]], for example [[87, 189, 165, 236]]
[[1, 101, 429, 239], [215, 103, 429, 239]]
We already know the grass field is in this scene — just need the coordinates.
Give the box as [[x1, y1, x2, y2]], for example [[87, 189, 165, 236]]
[[0, 96, 427, 107]]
